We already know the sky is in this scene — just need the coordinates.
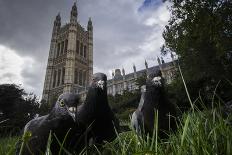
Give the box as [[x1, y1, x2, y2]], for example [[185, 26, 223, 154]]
[[0, 0, 171, 98]]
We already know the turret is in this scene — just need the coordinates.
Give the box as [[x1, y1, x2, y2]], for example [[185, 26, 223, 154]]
[[157, 57, 161, 65], [114, 69, 122, 78], [87, 17, 93, 83], [43, 13, 61, 102], [52, 13, 61, 35], [70, 2, 77, 23], [145, 60, 148, 69], [112, 70, 115, 78], [112, 70, 116, 96], [88, 17, 93, 31], [133, 64, 137, 78], [122, 68, 125, 76], [145, 59, 148, 74], [122, 68, 127, 90]]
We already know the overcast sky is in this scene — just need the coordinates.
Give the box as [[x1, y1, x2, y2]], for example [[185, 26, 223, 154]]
[[0, 0, 171, 98]]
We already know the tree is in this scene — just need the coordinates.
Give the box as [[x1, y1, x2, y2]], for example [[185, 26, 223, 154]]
[[135, 73, 147, 90], [108, 90, 140, 121], [0, 84, 39, 135], [162, 0, 232, 106]]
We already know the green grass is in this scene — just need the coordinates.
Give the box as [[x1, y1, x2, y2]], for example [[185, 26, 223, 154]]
[[101, 107, 232, 155], [0, 136, 19, 155], [1, 65, 232, 154], [1, 105, 232, 155]]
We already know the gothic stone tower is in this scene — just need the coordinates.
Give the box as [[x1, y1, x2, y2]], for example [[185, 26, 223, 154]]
[[42, 2, 93, 104]]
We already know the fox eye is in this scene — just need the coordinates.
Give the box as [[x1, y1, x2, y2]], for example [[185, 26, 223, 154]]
[[59, 99, 65, 107]]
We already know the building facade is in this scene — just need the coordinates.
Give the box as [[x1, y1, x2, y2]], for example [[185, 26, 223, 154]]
[[107, 57, 177, 96], [42, 2, 93, 103]]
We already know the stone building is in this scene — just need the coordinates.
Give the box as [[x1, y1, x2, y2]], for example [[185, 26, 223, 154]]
[[107, 57, 177, 96], [42, 2, 93, 103]]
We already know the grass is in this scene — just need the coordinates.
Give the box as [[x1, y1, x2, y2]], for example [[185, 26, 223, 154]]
[[1, 104, 232, 155], [101, 107, 232, 155], [0, 136, 19, 155], [1, 106, 232, 155], [1, 65, 232, 154]]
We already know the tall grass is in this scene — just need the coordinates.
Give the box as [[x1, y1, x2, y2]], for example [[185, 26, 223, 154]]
[[101, 107, 232, 155], [0, 136, 19, 155], [1, 66, 232, 154], [1, 107, 232, 155]]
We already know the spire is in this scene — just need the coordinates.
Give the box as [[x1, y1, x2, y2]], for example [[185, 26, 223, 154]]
[[157, 56, 161, 65], [70, 2, 78, 23], [54, 13, 61, 27], [122, 68, 125, 76], [161, 57, 165, 64], [133, 64, 137, 78], [53, 13, 61, 34], [145, 59, 148, 69], [112, 70, 115, 78], [88, 17, 93, 31], [133, 64, 136, 72], [56, 13, 61, 21]]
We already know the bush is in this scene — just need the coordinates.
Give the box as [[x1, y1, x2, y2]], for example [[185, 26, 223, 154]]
[[0, 84, 39, 136]]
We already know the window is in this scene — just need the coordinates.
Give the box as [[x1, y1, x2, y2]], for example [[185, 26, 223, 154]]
[[57, 43, 60, 57], [62, 68, 65, 84], [80, 43, 83, 56], [74, 69, 78, 84], [76, 40, 80, 54], [53, 70, 57, 88], [64, 39, 68, 53], [57, 69, 61, 86], [61, 41, 64, 55], [83, 71, 86, 86], [79, 70, 82, 86], [84, 46, 87, 58]]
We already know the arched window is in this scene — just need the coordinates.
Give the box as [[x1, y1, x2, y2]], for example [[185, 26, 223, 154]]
[[83, 71, 86, 86], [53, 70, 57, 88], [57, 69, 61, 86], [64, 39, 68, 53], [57, 43, 60, 58], [80, 43, 83, 56], [61, 41, 64, 55], [76, 40, 80, 54], [74, 69, 78, 84], [84, 45, 87, 58], [62, 68, 65, 84], [79, 70, 82, 85]]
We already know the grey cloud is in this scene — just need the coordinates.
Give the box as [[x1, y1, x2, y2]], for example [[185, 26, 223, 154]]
[[0, 72, 16, 79], [0, 0, 73, 60], [0, 0, 167, 96]]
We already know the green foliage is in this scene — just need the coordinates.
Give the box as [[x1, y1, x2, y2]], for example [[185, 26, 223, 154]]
[[39, 99, 52, 116], [0, 84, 39, 136], [162, 0, 232, 108], [108, 90, 140, 121], [0, 136, 19, 155], [163, 0, 232, 80], [135, 73, 147, 89]]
